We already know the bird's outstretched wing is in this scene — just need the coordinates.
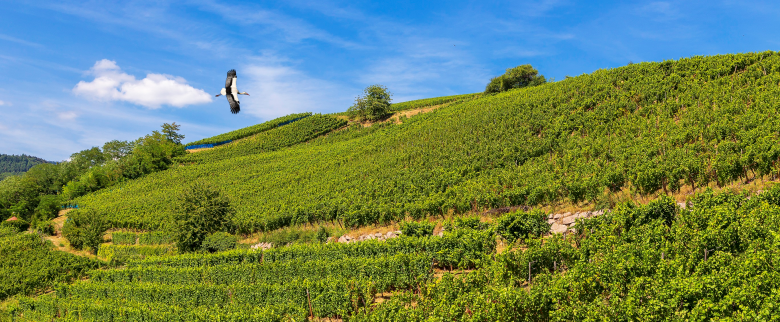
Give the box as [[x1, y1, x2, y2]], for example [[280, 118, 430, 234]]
[[226, 93, 240, 114], [225, 69, 237, 88]]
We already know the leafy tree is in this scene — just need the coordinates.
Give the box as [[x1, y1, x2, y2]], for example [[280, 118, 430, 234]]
[[348, 85, 392, 121], [62, 209, 107, 254], [484, 64, 546, 94], [174, 182, 234, 252], [161, 122, 185, 145], [102, 140, 135, 160], [33, 195, 61, 222], [122, 131, 186, 179]]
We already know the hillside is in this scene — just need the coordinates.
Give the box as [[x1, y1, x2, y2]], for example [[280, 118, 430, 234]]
[[0, 154, 52, 181], [75, 51, 780, 233]]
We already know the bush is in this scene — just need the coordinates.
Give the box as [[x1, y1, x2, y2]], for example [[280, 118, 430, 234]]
[[347, 85, 392, 121], [316, 226, 329, 243], [0, 225, 17, 237], [33, 221, 54, 236], [399, 220, 435, 237], [444, 216, 488, 232], [62, 209, 108, 254], [1, 219, 30, 233], [492, 209, 549, 242], [485, 64, 546, 94], [200, 232, 238, 253], [174, 182, 234, 252]]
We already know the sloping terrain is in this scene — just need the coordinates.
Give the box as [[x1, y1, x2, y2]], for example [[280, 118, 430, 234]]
[[75, 52, 780, 233]]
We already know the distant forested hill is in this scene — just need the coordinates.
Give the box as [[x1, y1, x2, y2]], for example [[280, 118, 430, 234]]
[[0, 154, 52, 180]]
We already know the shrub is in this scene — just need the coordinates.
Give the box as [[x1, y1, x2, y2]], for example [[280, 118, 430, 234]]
[[1, 219, 30, 233], [0, 225, 17, 237], [492, 209, 549, 242], [200, 232, 238, 253], [485, 64, 546, 94], [347, 85, 392, 121], [174, 182, 234, 252], [444, 216, 488, 232], [62, 209, 108, 254], [316, 226, 329, 243], [399, 220, 435, 237], [33, 221, 54, 236]]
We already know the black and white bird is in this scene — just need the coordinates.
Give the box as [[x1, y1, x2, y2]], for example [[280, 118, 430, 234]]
[[215, 69, 249, 114]]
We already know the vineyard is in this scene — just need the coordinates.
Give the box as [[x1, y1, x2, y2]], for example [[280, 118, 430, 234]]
[[70, 52, 780, 234], [9, 187, 780, 320], [8, 229, 494, 321], [390, 93, 481, 111], [0, 231, 100, 301], [184, 112, 312, 147]]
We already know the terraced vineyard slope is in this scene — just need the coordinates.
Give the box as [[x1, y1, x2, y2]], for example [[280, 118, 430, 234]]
[[76, 52, 780, 235]]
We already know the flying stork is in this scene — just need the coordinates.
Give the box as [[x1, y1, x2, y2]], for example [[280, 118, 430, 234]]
[[215, 69, 249, 114]]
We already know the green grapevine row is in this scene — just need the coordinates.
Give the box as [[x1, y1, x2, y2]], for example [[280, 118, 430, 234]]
[[111, 231, 175, 245], [97, 244, 176, 262], [0, 232, 100, 301], [185, 112, 311, 147], [177, 114, 347, 164], [390, 93, 481, 111], [128, 231, 495, 270], [92, 253, 433, 291], [15, 295, 307, 322]]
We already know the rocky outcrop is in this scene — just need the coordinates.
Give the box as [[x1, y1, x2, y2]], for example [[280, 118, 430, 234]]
[[546, 210, 607, 235]]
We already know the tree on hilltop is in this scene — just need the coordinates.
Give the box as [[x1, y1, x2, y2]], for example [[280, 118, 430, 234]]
[[484, 64, 546, 94], [348, 85, 392, 122]]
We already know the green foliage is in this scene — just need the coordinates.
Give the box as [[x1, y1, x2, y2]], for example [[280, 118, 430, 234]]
[[200, 232, 238, 253], [316, 226, 329, 243], [485, 64, 547, 94], [0, 233, 100, 301], [390, 93, 481, 112], [62, 209, 108, 254], [0, 225, 17, 238], [161, 122, 185, 145], [13, 230, 494, 320], [33, 194, 60, 222], [102, 139, 135, 160], [178, 114, 346, 165], [98, 244, 176, 262], [1, 218, 30, 233], [111, 232, 137, 245], [185, 112, 312, 146], [444, 215, 489, 231], [351, 187, 780, 320], [0, 154, 50, 180], [32, 221, 54, 236], [138, 231, 175, 245], [175, 182, 234, 252], [492, 208, 550, 242], [74, 52, 780, 235], [399, 220, 435, 237], [348, 84, 393, 121]]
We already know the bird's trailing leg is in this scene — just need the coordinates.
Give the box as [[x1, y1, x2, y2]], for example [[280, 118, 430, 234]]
[[215, 94, 222, 97]]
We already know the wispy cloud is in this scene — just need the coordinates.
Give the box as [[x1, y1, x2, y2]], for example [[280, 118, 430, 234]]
[[0, 33, 45, 48], [239, 53, 354, 119], [0, 100, 6, 106], [73, 59, 212, 108]]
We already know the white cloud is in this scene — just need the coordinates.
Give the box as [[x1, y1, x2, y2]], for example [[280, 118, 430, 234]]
[[0, 100, 5, 106], [73, 59, 212, 108]]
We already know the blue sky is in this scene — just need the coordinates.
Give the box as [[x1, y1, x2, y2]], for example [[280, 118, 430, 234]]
[[0, 0, 778, 161]]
